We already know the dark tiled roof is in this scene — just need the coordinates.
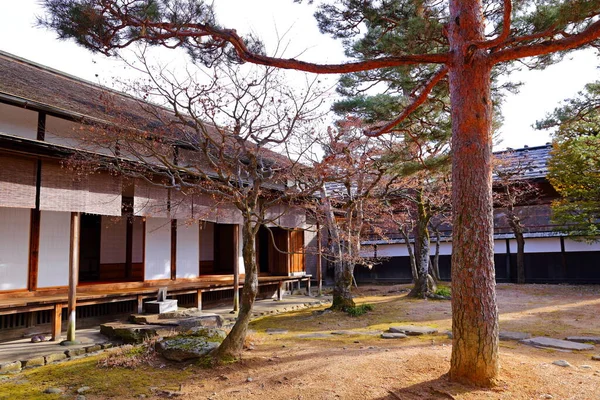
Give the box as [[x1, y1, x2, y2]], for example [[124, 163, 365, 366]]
[[0, 50, 293, 168], [493, 144, 552, 180]]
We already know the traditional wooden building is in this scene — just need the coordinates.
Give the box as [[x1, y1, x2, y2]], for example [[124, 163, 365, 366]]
[[0, 51, 310, 341], [356, 144, 600, 284]]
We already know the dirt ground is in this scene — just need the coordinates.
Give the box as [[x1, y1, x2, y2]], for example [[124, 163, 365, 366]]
[[3, 283, 600, 400]]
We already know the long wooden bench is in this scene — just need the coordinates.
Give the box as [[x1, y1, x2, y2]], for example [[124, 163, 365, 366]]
[[0, 275, 312, 341]]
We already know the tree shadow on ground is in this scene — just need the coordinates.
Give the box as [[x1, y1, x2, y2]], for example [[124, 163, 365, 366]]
[[377, 374, 488, 400]]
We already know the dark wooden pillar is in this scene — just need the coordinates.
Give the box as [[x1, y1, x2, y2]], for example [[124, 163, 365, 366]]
[[28, 209, 41, 291], [171, 219, 177, 280], [232, 224, 240, 312], [67, 212, 81, 342]]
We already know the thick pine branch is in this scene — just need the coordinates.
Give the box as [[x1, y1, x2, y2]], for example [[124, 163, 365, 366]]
[[490, 18, 600, 63], [363, 66, 448, 137]]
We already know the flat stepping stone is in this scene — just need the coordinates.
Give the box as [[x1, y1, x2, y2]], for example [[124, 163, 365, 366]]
[[591, 355, 600, 361], [296, 333, 330, 339], [381, 333, 408, 339], [520, 337, 595, 351], [389, 325, 438, 336], [566, 336, 600, 344], [266, 329, 289, 335], [500, 331, 531, 341], [331, 330, 381, 336]]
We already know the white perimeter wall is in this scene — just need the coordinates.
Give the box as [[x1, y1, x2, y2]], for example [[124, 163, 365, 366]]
[[176, 220, 199, 278], [564, 239, 600, 252], [38, 211, 70, 288], [0, 207, 30, 291], [145, 217, 171, 280], [0, 103, 37, 140], [374, 237, 568, 258], [200, 222, 214, 261], [100, 216, 127, 264]]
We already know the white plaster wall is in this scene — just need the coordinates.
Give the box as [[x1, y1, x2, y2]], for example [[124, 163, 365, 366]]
[[38, 211, 70, 288], [0, 207, 30, 291], [200, 222, 214, 261], [435, 242, 453, 256], [377, 243, 410, 257], [176, 221, 199, 278], [100, 216, 127, 264], [237, 224, 245, 274], [494, 239, 509, 254], [564, 239, 600, 252], [508, 237, 561, 253], [0, 103, 37, 140], [360, 245, 375, 258], [144, 217, 171, 280], [132, 217, 144, 263]]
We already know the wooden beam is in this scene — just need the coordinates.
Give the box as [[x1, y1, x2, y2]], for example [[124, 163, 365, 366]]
[[28, 208, 41, 291], [51, 303, 62, 341], [171, 219, 177, 280], [67, 212, 81, 342], [232, 224, 239, 312]]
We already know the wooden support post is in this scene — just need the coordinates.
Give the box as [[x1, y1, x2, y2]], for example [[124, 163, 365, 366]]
[[232, 224, 240, 312], [306, 278, 311, 296], [196, 289, 203, 311], [137, 295, 144, 314], [277, 281, 284, 301], [51, 303, 62, 341], [67, 212, 81, 342], [171, 219, 177, 280], [316, 221, 322, 297], [28, 208, 41, 291]]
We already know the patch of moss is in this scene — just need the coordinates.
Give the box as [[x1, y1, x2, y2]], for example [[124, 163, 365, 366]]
[[345, 304, 374, 317], [0, 354, 193, 399]]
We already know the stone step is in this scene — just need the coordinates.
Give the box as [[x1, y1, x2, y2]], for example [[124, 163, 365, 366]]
[[520, 337, 595, 351], [100, 323, 176, 344], [388, 325, 438, 336], [499, 331, 531, 341], [565, 336, 600, 345]]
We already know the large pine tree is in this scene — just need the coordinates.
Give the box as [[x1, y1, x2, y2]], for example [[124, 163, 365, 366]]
[[41, 0, 600, 385]]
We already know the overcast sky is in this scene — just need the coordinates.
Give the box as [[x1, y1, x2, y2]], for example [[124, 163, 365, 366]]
[[1, 0, 598, 150]]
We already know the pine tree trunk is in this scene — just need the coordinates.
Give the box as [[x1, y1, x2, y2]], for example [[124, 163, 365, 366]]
[[448, 0, 499, 386], [213, 220, 257, 361]]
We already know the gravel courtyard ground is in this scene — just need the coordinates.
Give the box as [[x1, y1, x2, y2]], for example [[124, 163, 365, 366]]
[[1, 283, 600, 399]]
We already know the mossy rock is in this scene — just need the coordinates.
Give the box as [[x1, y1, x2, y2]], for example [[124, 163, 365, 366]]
[[156, 337, 220, 362], [155, 328, 226, 362]]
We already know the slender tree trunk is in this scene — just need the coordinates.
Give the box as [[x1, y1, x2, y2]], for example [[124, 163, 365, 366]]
[[430, 227, 441, 282], [448, 0, 499, 386], [213, 220, 257, 361], [400, 228, 418, 283], [321, 186, 354, 310], [409, 193, 432, 298], [508, 215, 526, 284]]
